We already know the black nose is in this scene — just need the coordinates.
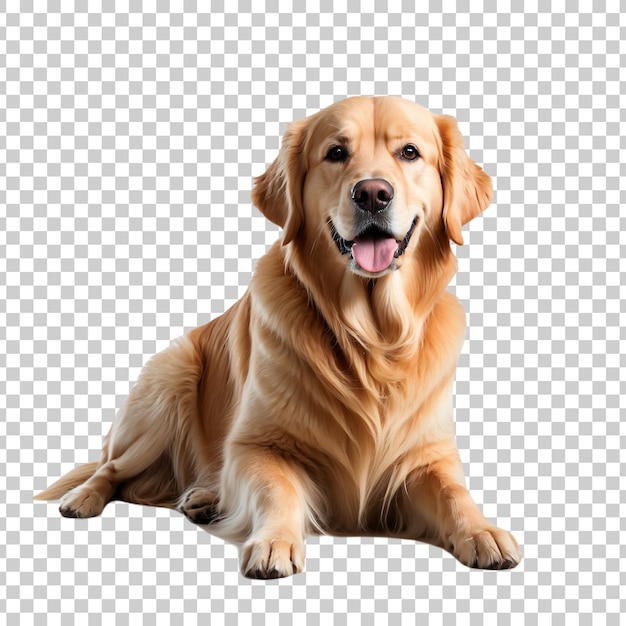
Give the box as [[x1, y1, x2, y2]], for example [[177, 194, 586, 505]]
[[351, 178, 394, 214]]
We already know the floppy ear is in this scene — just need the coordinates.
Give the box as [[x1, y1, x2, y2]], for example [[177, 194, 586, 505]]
[[436, 114, 492, 246], [251, 119, 307, 245]]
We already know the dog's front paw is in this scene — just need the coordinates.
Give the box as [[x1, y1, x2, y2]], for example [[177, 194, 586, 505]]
[[450, 526, 521, 570], [59, 486, 107, 518], [240, 536, 305, 579]]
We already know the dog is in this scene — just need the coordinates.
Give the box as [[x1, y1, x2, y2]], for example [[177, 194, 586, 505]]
[[36, 96, 521, 578]]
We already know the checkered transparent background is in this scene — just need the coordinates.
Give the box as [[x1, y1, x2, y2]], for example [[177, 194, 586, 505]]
[[2, 1, 625, 623]]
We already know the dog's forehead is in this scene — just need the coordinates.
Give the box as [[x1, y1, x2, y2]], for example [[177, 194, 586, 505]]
[[310, 96, 438, 148], [375, 97, 438, 137]]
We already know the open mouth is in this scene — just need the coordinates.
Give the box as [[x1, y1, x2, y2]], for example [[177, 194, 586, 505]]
[[330, 217, 418, 274]]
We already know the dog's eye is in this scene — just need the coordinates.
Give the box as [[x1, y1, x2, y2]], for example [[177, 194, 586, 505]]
[[326, 145, 349, 163], [400, 144, 419, 161]]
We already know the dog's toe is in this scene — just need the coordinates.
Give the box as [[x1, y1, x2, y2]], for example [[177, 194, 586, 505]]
[[59, 486, 107, 519], [451, 526, 521, 570], [241, 537, 304, 579]]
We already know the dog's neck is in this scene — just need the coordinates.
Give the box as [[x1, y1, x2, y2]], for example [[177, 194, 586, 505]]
[[250, 234, 457, 457], [282, 226, 458, 385]]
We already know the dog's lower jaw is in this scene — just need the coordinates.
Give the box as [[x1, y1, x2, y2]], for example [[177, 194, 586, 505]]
[[331, 216, 419, 277], [348, 257, 398, 278]]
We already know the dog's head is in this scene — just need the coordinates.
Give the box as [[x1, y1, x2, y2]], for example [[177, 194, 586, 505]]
[[252, 96, 491, 279]]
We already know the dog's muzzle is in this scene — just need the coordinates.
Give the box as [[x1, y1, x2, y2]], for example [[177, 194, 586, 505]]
[[330, 216, 418, 275]]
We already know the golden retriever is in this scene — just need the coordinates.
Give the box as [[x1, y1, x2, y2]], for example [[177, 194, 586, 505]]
[[36, 96, 521, 577]]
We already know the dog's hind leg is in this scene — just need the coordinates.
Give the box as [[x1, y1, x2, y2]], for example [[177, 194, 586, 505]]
[[58, 336, 204, 518], [58, 401, 172, 518]]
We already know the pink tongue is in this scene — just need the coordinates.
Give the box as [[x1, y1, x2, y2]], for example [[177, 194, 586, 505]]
[[351, 236, 398, 273]]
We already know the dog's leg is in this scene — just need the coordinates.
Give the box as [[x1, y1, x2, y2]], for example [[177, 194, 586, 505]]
[[220, 445, 312, 579], [59, 408, 169, 518], [58, 460, 118, 518], [58, 378, 175, 518], [407, 453, 521, 569], [59, 335, 204, 518]]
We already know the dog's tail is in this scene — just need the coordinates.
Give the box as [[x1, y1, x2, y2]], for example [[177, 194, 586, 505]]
[[33, 462, 99, 501]]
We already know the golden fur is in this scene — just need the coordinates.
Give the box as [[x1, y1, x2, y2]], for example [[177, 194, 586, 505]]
[[36, 96, 521, 577]]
